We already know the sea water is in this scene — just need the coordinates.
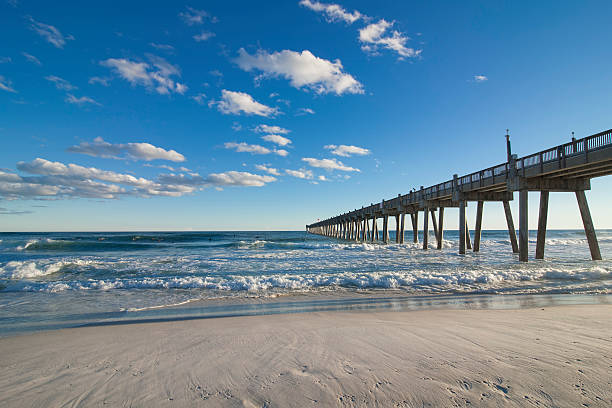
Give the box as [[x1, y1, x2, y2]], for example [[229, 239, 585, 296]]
[[1, 230, 611, 336]]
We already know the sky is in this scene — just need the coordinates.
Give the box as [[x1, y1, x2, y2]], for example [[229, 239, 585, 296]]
[[1, 0, 612, 231]]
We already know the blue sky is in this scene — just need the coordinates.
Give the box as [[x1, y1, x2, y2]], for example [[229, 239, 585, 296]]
[[1, 0, 611, 231]]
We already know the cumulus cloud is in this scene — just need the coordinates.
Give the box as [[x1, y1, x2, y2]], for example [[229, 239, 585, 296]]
[[65, 94, 100, 106], [224, 142, 271, 155], [261, 134, 291, 146], [224, 142, 288, 157], [324, 144, 370, 157], [0, 75, 16, 93], [285, 168, 313, 179], [255, 164, 281, 176], [474, 75, 488, 82], [150, 43, 175, 52], [1, 158, 275, 201], [88, 76, 110, 86], [235, 48, 363, 95], [101, 55, 187, 95], [274, 149, 289, 157], [210, 90, 279, 117], [255, 124, 290, 134], [191, 93, 206, 105], [296, 107, 315, 116], [359, 19, 419, 59], [68, 137, 186, 162], [22, 52, 41, 65], [193, 31, 215, 42], [28, 17, 74, 48], [45, 75, 76, 91], [204, 171, 275, 187], [299, 0, 363, 24], [302, 157, 360, 172], [179, 6, 215, 25]]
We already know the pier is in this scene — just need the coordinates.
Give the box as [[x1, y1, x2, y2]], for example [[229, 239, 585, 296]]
[[307, 129, 612, 261]]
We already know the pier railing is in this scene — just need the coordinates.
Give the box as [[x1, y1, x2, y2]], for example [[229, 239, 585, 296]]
[[310, 129, 612, 224]]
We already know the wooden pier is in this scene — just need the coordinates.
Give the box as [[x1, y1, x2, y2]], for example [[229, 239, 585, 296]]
[[307, 129, 612, 261]]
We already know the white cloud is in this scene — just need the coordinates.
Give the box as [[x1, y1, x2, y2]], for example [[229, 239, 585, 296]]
[[302, 157, 360, 172], [224, 142, 271, 155], [88, 76, 110, 86], [255, 165, 281, 176], [274, 149, 289, 157], [210, 90, 279, 117], [191, 93, 206, 104], [22, 52, 41, 65], [204, 171, 275, 187], [262, 134, 291, 146], [179, 6, 214, 25], [318, 175, 328, 181], [299, 0, 363, 24], [324, 144, 370, 157], [359, 19, 419, 60], [65, 94, 100, 106], [150, 43, 175, 52], [255, 124, 290, 134], [0, 207, 33, 215], [28, 17, 74, 48], [474, 75, 488, 82], [1, 157, 275, 201], [193, 31, 215, 42], [296, 107, 315, 116], [235, 48, 363, 95], [45, 75, 76, 91], [285, 168, 313, 179], [68, 137, 186, 162], [101, 56, 187, 95], [0, 75, 16, 93]]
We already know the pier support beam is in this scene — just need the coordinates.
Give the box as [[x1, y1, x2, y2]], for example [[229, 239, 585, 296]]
[[519, 190, 529, 262], [576, 191, 602, 260], [382, 216, 389, 244], [503, 200, 519, 253], [375, 218, 379, 241], [423, 207, 429, 250], [430, 209, 438, 244], [459, 200, 466, 254], [395, 215, 400, 243], [465, 220, 472, 250], [411, 213, 418, 243], [473, 201, 483, 252], [436, 207, 444, 250], [399, 213, 405, 244], [535, 192, 549, 259]]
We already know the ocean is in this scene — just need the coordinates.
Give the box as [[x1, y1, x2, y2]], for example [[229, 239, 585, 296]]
[[1, 230, 611, 337]]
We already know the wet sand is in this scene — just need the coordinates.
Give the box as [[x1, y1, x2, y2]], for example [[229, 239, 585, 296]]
[[1, 304, 611, 407]]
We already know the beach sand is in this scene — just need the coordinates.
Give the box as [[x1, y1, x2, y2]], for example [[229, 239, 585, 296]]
[[1, 304, 611, 407]]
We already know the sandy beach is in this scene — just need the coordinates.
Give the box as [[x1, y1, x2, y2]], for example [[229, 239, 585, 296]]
[[1, 303, 611, 407]]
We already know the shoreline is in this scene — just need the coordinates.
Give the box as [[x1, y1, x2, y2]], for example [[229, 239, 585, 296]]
[[2, 291, 612, 339], [1, 303, 611, 407]]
